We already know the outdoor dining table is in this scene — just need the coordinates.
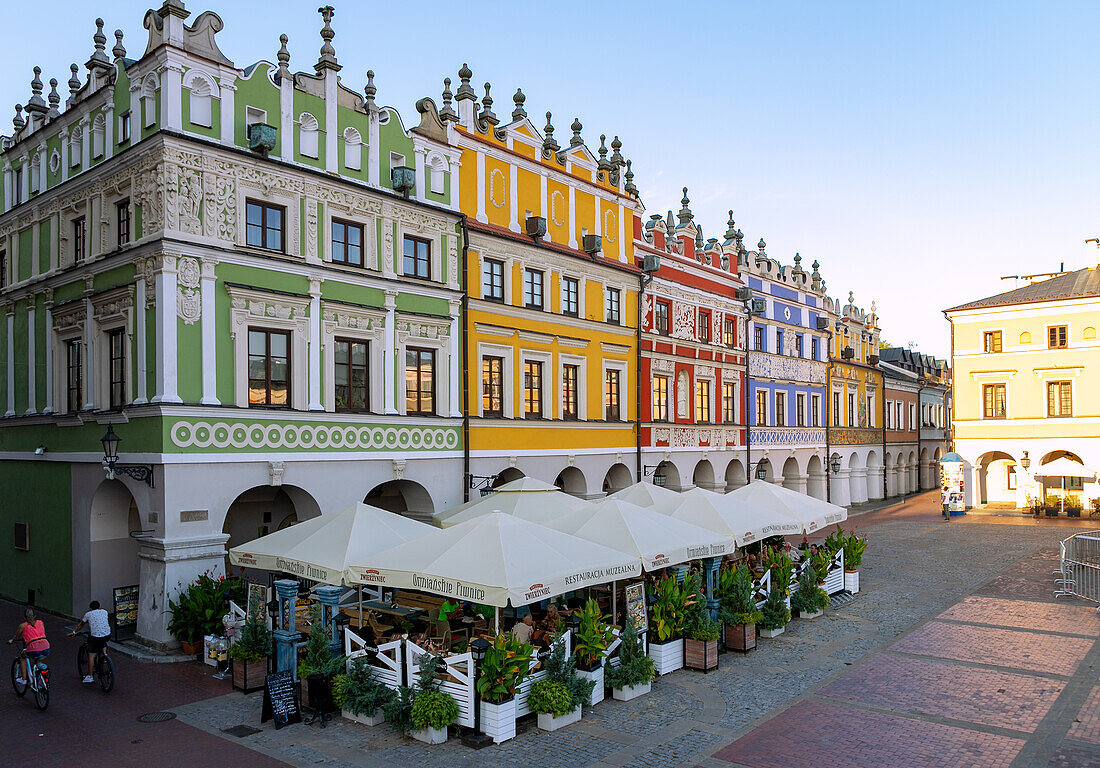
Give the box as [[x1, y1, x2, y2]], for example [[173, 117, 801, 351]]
[[362, 600, 426, 620]]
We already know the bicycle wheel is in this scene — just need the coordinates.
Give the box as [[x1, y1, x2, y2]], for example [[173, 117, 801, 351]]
[[11, 657, 27, 697], [33, 670, 48, 711], [97, 653, 114, 694], [77, 643, 88, 678]]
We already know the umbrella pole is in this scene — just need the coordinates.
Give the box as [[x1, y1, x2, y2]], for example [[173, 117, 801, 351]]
[[357, 586, 362, 626], [1063, 476, 1066, 515], [612, 580, 617, 626], [494, 607, 500, 635]]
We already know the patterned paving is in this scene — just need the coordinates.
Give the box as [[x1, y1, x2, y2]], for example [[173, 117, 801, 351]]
[[938, 595, 1100, 636], [1067, 686, 1100, 747]]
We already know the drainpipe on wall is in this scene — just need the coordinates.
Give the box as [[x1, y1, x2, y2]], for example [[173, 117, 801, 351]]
[[825, 358, 832, 503], [743, 313, 752, 486], [916, 377, 924, 492], [460, 215, 471, 503], [636, 273, 647, 484]]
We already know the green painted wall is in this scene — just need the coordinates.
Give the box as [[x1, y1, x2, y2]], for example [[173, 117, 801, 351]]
[[38, 218, 50, 274], [0, 461, 73, 613], [234, 64, 282, 159], [177, 313, 202, 403], [12, 301, 27, 414], [17, 229, 32, 282], [34, 294, 46, 412]]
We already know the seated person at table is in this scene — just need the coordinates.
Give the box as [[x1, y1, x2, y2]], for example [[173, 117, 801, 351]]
[[541, 605, 563, 633], [439, 599, 462, 622], [511, 613, 535, 644]]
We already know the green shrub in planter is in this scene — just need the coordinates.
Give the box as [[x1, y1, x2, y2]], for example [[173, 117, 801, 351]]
[[167, 571, 246, 645], [228, 615, 272, 662], [648, 575, 688, 642], [761, 546, 794, 593], [529, 679, 573, 716], [332, 657, 396, 716], [604, 616, 655, 689], [410, 689, 459, 731], [682, 575, 720, 642], [384, 653, 447, 734], [842, 530, 867, 570], [573, 598, 614, 669], [544, 641, 595, 712], [760, 587, 790, 631], [474, 634, 535, 704], [791, 568, 829, 615], [297, 605, 345, 679]]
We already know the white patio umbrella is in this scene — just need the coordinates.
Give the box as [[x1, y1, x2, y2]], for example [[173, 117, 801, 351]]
[[228, 502, 433, 585], [1034, 457, 1098, 514], [347, 512, 642, 608], [433, 478, 589, 528], [607, 481, 682, 510], [664, 487, 802, 545], [546, 497, 732, 571], [726, 480, 847, 534]]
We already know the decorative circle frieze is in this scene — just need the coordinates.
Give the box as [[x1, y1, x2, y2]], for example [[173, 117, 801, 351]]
[[170, 420, 459, 451]]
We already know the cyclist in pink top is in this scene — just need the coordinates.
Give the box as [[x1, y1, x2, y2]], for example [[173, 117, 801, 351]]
[[7, 608, 50, 685]]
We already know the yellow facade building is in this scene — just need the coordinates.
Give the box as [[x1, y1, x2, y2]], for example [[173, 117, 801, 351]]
[[434, 67, 643, 500], [945, 262, 1100, 509]]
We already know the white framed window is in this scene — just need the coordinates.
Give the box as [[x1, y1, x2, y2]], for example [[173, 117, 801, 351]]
[[141, 73, 159, 128], [560, 354, 587, 421], [246, 106, 267, 127], [478, 343, 515, 418], [343, 127, 362, 171], [520, 350, 552, 420], [811, 393, 821, 427], [187, 71, 214, 128], [92, 114, 105, 158], [603, 359, 629, 422], [429, 155, 446, 194], [227, 286, 310, 409], [299, 112, 319, 158], [775, 391, 787, 427], [321, 303, 385, 413], [70, 127, 82, 167]]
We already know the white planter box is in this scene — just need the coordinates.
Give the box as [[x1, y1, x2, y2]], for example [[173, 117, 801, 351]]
[[342, 707, 384, 726], [797, 609, 823, 620], [537, 707, 582, 731], [411, 726, 448, 745], [844, 570, 860, 593], [612, 682, 651, 701], [759, 626, 785, 638], [577, 665, 604, 706], [649, 638, 684, 676], [480, 698, 517, 744]]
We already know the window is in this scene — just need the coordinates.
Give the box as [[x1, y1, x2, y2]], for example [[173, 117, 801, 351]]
[[116, 200, 130, 247], [983, 383, 1006, 418], [92, 115, 105, 157], [1007, 465, 1017, 490], [403, 236, 431, 280], [245, 200, 285, 252], [562, 277, 579, 316], [895, 401, 902, 428], [655, 301, 670, 336], [334, 339, 369, 412], [754, 325, 764, 352], [108, 329, 126, 409], [429, 156, 446, 194], [811, 337, 818, 361], [776, 329, 785, 355], [605, 287, 621, 324], [524, 360, 543, 418], [867, 396, 874, 427], [832, 391, 841, 425], [796, 393, 805, 426], [73, 217, 86, 263], [66, 339, 82, 412], [795, 334, 803, 358], [331, 219, 363, 267], [0, 250, 5, 288], [885, 400, 892, 429], [983, 331, 1002, 353], [13, 168, 23, 205], [605, 369, 621, 420], [118, 111, 131, 144], [248, 329, 290, 407], [405, 348, 435, 415], [482, 356, 503, 416], [298, 113, 319, 158], [246, 106, 267, 128], [848, 393, 855, 426], [523, 268, 544, 309], [483, 258, 504, 302], [909, 403, 915, 429], [811, 394, 820, 427], [652, 375, 669, 421], [755, 390, 767, 425], [723, 318, 735, 348], [1048, 325, 1068, 349], [562, 364, 579, 419], [722, 382, 736, 422], [776, 392, 786, 426], [698, 310, 711, 342], [1047, 381, 1072, 417], [695, 380, 711, 422], [189, 77, 212, 127], [342, 127, 362, 171]]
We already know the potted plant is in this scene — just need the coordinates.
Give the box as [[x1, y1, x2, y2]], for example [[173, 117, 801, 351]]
[[384, 654, 459, 744], [475, 634, 535, 744], [758, 586, 790, 638], [529, 679, 581, 731], [647, 575, 687, 675], [1066, 494, 1083, 518], [718, 564, 762, 653], [297, 606, 345, 711], [542, 640, 596, 718], [605, 616, 655, 700], [332, 656, 396, 726], [167, 571, 245, 655], [573, 598, 614, 705], [682, 575, 720, 672], [229, 615, 271, 693], [791, 567, 829, 620], [761, 546, 795, 611], [840, 529, 867, 593]]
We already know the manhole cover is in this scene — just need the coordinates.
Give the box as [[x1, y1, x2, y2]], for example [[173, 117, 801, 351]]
[[222, 724, 262, 738], [137, 711, 177, 723]]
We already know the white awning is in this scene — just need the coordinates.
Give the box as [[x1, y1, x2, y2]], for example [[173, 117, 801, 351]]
[[725, 480, 847, 534], [1035, 457, 1097, 480], [663, 487, 802, 545], [606, 481, 683, 511], [433, 478, 589, 528]]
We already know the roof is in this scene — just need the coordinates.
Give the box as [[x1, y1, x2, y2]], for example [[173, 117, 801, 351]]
[[945, 265, 1100, 312]]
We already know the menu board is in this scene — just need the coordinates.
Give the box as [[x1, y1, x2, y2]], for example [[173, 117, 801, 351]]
[[941, 462, 966, 513], [113, 585, 139, 631], [247, 582, 268, 621], [625, 582, 647, 633], [261, 670, 302, 730]]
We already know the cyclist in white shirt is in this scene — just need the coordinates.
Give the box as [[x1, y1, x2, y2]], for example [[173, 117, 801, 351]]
[[70, 600, 111, 683]]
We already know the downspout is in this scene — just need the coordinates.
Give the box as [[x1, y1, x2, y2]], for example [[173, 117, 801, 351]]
[[460, 214, 471, 503], [825, 357, 832, 503], [636, 274, 646, 483], [882, 374, 888, 501], [946, 314, 955, 453], [916, 377, 924, 492], [743, 313, 752, 486]]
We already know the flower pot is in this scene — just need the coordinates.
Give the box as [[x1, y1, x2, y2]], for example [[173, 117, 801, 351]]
[[180, 639, 201, 656], [342, 707, 385, 726], [577, 665, 604, 706], [759, 625, 785, 639], [843, 570, 860, 594], [683, 638, 719, 672], [480, 698, 517, 744], [796, 608, 823, 620], [648, 637, 684, 676], [231, 656, 268, 693], [612, 682, 650, 701], [411, 725, 448, 745], [724, 623, 756, 653], [537, 707, 582, 731]]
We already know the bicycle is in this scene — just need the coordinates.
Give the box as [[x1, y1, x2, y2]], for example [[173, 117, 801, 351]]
[[73, 630, 114, 694], [10, 642, 49, 711]]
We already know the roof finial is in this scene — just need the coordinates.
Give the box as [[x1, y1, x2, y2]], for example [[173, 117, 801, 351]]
[[569, 116, 583, 147], [542, 111, 559, 153], [364, 69, 376, 110], [610, 135, 623, 166], [511, 88, 526, 121], [26, 67, 47, 115], [87, 18, 111, 72], [624, 159, 637, 196], [794, 252, 802, 266], [276, 34, 291, 80], [678, 187, 693, 224], [13, 104, 24, 132], [68, 64, 81, 98], [455, 63, 475, 100], [315, 6, 340, 72], [113, 29, 126, 61], [757, 238, 766, 256], [848, 290, 855, 304], [479, 83, 498, 127], [695, 225, 704, 251], [47, 79, 60, 118], [597, 134, 611, 171], [724, 210, 737, 240], [439, 78, 456, 122]]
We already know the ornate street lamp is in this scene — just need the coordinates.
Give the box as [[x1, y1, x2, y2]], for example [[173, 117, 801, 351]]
[[1020, 451, 1031, 471], [462, 636, 493, 749], [829, 452, 842, 475], [100, 423, 155, 486]]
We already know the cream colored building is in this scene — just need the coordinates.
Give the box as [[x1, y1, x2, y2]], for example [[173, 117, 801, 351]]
[[944, 263, 1100, 509]]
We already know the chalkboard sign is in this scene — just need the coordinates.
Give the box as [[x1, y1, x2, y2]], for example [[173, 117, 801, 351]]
[[261, 670, 302, 730]]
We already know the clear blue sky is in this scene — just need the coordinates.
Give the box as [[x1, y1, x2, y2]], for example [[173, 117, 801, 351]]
[[5, 1, 1098, 355]]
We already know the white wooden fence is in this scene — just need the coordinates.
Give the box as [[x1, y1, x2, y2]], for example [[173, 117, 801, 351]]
[[823, 550, 845, 594], [343, 629, 404, 691], [751, 570, 772, 608], [406, 641, 476, 729], [603, 627, 623, 669]]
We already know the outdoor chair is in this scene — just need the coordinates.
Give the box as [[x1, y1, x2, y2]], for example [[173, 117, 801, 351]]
[[428, 617, 453, 647], [366, 611, 395, 642]]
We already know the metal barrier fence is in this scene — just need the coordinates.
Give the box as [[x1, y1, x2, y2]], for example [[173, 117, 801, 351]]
[[1055, 531, 1100, 611]]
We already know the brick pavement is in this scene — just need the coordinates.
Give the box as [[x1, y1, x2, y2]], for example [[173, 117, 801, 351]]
[[1067, 686, 1100, 747], [938, 595, 1100, 636]]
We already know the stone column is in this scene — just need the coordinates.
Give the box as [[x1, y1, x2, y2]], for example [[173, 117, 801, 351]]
[[832, 469, 852, 507], [133, 259, 148, 404], [199, 258, 219, 405], [383, 290, 397, 414], [136, 533, 231, 649], [448, 299, 461, 417], [25, 300, 35, 413], [219, 81, 236, 144], [5, 304, 14, 416], [151, 254, 181, 403], [273, 579, 301, 675], [43, 290, 53, 413], [308, 277, 323, 411], [314, 584, 343, 655]]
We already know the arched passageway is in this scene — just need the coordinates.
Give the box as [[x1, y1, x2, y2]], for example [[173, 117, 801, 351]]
[[89, 480, 142, 609]]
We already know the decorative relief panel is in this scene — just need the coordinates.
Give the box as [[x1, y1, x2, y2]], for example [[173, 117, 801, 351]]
[[672, 303, 694, 340], [829, 427, 881, 446], [176, 256, 201, 324], [651, 358, 674, 374], [749, 427, 826, 447], [169, 419, 460, 452], [748, 353, 826, 385], [652, 425, 740, 448]]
